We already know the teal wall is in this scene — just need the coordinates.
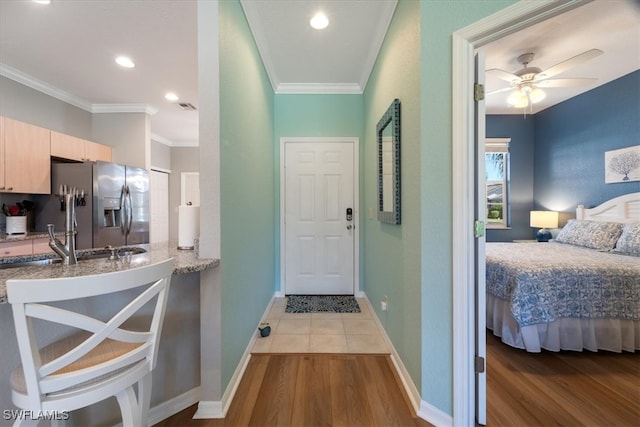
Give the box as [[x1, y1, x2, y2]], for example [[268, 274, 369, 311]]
[[215, 0, 523, 416], [420, 0, 517, 415], [273, 94, 364, 291], [363, 0, 422, 398], [219, 0, 275, 389]]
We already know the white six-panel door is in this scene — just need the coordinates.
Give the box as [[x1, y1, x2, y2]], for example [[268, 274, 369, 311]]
[[283, 139, 357, 295]]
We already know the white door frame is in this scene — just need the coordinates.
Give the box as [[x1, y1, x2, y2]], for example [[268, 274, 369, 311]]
[[451, 1, 587, 425], [279, 137, 360, 297]]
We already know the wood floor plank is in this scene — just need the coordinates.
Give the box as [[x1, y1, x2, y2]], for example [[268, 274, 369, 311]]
[[224, 353, 270, 426], [329, 355, 376, 427], [154, 354, 433, 427], [358, 355, 417, 426], [248, 354, 299, 426], [487, 333, 640, 427], [290, 355, 333, 426]]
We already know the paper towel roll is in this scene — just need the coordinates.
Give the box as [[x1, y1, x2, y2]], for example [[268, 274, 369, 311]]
[[178, 205, 200, 249]]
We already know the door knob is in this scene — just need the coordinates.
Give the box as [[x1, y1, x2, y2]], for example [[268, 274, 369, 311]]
[[347, 224, 353, 230]]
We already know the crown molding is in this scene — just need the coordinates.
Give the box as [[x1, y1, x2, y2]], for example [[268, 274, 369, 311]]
[[92, 103, 158, 115], [151, 132, 199, 148], [275, 82, 363, 95], [0, 62, 93, 112], [1, 63, 158, 116], [240, 0, 280, 91], [359, 0, 398, 91]]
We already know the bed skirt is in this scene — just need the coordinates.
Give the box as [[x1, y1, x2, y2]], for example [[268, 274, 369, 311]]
[[487, 294, 640, 352]]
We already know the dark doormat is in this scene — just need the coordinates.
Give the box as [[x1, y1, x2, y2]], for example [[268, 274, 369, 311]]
[[285, 295, 361, 313]]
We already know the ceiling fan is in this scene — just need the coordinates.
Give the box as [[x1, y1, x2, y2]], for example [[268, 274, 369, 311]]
[[486, 49, 603, 109]]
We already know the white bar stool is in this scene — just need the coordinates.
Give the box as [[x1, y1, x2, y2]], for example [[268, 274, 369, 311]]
[[6, 258, 174, 427]]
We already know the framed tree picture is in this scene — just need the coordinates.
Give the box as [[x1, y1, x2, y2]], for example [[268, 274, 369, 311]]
[[605, 145, 640, 183]]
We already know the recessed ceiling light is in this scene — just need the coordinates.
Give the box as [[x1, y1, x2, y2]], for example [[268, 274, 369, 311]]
[[115, 56, 135, 68], [33, 0, 51, 4], [165, 92, 179, 102], [310, 12, 329, 30]]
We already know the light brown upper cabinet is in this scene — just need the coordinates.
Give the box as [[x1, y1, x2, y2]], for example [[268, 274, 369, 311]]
[[1, 117, 51, 194], [51, 131, 112, 162]]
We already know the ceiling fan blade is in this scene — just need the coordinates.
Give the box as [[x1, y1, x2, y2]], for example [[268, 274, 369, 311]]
[[486, 86, 514, 96], [537, 49, 603, 79], [486, 68, 521, 83], [536, 78, 598, 88]]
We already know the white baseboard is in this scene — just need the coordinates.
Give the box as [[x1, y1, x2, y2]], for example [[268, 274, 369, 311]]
[[364, 293, 453, 426], [361, 295, 422, 414], [192, 294, 277, 420], [418, 400, 453, 427], [145, 387, 201, 426], [192, 400, 223, 419]]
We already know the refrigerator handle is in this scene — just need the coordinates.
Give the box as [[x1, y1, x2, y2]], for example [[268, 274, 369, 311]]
[[120, 185, 127, 236], [126, 186, 133, 235]]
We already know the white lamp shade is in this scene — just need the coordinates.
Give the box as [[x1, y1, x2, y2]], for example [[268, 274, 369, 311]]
[[530, 211, 559, 228]]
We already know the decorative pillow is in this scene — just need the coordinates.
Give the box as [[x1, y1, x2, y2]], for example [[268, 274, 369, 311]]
[[613, 223, 640, 256], [554, 219, 624, 251]]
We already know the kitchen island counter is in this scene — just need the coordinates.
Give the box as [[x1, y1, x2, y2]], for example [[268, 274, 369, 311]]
[[0, 241, 219, 302]]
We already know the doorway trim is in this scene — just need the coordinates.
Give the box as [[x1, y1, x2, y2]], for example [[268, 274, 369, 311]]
[[451, 0, 588, 425], [279, 136, 360, 297]]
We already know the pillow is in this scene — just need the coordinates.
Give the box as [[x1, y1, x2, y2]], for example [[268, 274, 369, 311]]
[[613, 223, 640, 256], [554, 219, 623, 251]]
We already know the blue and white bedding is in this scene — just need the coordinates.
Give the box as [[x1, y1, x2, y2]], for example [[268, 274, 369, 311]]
[[486, 242, 640, 328]]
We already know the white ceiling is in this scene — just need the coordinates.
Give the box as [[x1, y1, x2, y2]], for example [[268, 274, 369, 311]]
[[0, 1, 638, 148]]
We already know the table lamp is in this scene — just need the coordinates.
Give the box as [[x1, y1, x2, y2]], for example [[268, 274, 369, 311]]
[[530, 211, 558, 242]]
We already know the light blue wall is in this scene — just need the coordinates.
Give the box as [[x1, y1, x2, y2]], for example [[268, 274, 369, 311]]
[[486, 115, 535, 242], [273, 94, 364, 291], [363, 0, 422, 398], [419, 0, 517, 415], [534, 70, 640, 212], [219, 0, 275, 389]]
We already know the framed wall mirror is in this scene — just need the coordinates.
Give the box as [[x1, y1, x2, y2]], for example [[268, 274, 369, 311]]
[[377, 98, 401, 224]]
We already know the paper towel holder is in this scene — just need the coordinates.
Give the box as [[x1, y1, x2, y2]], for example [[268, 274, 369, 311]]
[[177, 202, 199, 251]]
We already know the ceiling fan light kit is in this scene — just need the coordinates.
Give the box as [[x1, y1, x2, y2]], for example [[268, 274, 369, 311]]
[[487, 49, 603, 114]]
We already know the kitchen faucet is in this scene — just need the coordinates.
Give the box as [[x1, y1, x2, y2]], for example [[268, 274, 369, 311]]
[[48, 193, 78, 265]]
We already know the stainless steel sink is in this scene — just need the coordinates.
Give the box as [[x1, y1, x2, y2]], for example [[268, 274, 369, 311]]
[[0, 246, 147, 269]]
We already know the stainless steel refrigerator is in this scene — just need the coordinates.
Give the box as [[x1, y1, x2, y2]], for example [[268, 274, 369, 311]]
[[43, 161, 150, 249]]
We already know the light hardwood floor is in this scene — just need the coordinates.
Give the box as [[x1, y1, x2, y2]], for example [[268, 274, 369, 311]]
[[486, 333, 640, 426], [154, 353, 431, 427]]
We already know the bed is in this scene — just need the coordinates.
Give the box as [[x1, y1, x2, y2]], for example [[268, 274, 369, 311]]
[[486, 192, 640, 353]]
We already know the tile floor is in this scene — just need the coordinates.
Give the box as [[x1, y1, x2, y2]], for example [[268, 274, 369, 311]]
[[251, 297, 390, 354]]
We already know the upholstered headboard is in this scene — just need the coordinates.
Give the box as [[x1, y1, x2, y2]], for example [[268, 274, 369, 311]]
[[576, 192, 640, 223]]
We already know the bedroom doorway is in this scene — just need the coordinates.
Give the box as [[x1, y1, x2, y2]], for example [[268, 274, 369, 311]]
[[452, 1, 590, 425]]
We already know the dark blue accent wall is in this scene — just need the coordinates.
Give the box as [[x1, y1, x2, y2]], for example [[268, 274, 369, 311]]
[[487, 70, 640, 240], [486, 115, 535, 242], [534, 70, 640, 214]]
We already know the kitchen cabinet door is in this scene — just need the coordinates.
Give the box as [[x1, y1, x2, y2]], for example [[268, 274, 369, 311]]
[[0, 240, 33, 257], [2, 117, 51, 194], [51, 131, 85, 161], [85, 140, 112, 162], [32, 238, 54, 254], [51, 131, 112, 162]]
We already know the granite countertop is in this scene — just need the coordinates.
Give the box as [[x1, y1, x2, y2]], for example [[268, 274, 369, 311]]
[[0, 241, 219, 303]]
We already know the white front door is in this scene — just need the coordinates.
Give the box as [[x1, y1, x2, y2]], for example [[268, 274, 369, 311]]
[[283, 139, 357, 295]]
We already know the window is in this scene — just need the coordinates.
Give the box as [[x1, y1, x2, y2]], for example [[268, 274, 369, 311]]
[[485, 138, 510, 228]]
